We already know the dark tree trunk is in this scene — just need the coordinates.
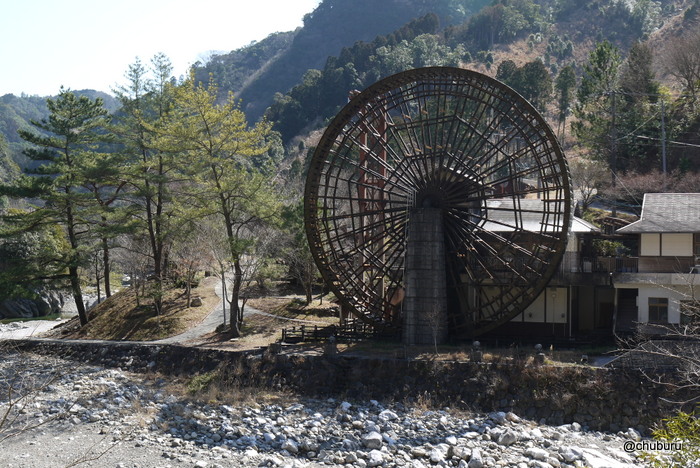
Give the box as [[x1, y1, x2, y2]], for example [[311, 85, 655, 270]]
[[227, 297, 241, 337], [231, 259, 243, 328], [102, 234, 111, 298], [95, 257, 102, 304], [305, 283, 313, 305], [220, 274, 227, 327], [70, 265, 88, 326], [65, 202, 88, 326]]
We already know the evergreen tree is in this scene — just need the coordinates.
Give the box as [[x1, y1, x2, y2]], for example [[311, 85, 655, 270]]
[[555, 64, 576, 140], [0, 88, 110, 326], [618, 41, 662, 172], [113, 54, 178, 315], [573, 41, 623, 174], [161, 75, 278, 335]]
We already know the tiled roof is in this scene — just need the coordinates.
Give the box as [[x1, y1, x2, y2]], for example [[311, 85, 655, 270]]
[[617, 193, 700, 233]]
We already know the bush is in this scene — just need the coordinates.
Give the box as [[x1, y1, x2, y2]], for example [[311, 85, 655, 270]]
[[644, 408, 700, 467], [187, 371, 218, 395]]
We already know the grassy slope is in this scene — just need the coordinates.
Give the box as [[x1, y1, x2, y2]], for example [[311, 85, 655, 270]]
[[48, 277, 220, 341]]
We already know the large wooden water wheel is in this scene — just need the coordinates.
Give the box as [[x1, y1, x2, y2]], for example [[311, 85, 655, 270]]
[[305, 67, 571, 338]]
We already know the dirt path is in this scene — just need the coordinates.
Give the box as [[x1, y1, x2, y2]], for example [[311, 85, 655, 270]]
[[153, 283, 328, 346]]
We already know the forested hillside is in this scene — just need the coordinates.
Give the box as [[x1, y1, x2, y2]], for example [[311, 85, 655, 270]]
[[256, 0, 689, 146], [194, 0, 491, 121], [0, 91, 118, 172]]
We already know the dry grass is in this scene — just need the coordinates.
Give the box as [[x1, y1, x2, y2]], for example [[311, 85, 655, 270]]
[[44, 277, 220, 341], [337, 341, 614, 365], [246, 294, 339, 323], [194, 295, 338, 351]]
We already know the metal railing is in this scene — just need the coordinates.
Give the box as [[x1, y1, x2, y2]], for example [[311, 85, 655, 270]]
[[558, 252, 639, 274]]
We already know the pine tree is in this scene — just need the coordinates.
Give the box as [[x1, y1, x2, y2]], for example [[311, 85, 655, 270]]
[[555, 65, 576, 140], [0, 88, 110, 326], [573, 41, 623, 172], [113, 55, 178, 315], [160, 75, 277, 335]]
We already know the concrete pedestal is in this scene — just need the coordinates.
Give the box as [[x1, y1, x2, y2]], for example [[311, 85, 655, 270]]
[[402, 208, 448, 345]]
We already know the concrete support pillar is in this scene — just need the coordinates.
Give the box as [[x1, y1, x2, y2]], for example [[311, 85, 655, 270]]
[[403, 207, 448, 346]]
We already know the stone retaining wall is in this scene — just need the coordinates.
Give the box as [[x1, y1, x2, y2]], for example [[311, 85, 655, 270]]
[[6, 339, 682, 433]]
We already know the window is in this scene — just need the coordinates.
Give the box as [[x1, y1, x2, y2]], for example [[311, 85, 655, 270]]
[[680, 300, 698, 325], [648, 297, 668, 323], [694, 234, 700, 257]]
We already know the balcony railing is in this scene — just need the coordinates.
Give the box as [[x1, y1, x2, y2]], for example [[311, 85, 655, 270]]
[[558, 252, 639, 274]]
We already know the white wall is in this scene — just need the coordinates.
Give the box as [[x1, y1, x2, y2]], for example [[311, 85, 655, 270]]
[[640, 233, 693, 256], [635, 285, 697, 324], [549, 287, 568, 323], [661, 233, 693, 256], [640, 233, 660, 256], [519, 287, 568, 323], [523, 293, 545, 322]]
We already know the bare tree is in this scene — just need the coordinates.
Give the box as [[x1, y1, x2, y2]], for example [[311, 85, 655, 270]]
[[569, 158, 610, 213], [615, 282, 700, 405], [663, 27, 700, 104], [112, 235, 151, 307], [239, 224, 284, 308], [170, 223, 211, 307], [199, 220, 234, 328], [602, 170, 700, 214], [284, 239, 319, 305]]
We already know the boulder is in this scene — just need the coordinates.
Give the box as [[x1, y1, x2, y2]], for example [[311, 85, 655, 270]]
[[362, 431, 383, 449], [190, 296, 203, 307], [0, 289, 63, 319]]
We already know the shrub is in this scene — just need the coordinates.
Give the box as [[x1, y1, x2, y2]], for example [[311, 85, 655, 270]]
[[644, 408, 700, 467]]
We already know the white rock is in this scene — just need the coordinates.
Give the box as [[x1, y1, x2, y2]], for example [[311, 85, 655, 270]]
[[581, 448, 635, 468], [525, 447, 549, 461], [429, 448, 444, 463], [340, 401, 352, 412], [560, 447, 581, 462], [362, 431, 383, 449], [453, 446, 471, 460], [626, 428, 641, 442], [497, 429, 518, 446], [411, 447, 427, 458], [368, 449, 384, 467], [506, 412, 521, 423], [281, 440, 298, 454], [379, 409, 399, 421], [468, 447, 484, 468]]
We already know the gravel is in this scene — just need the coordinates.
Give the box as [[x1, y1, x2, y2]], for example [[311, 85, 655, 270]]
[[0, 351, 651, 468], [0, 320, 67, 340]]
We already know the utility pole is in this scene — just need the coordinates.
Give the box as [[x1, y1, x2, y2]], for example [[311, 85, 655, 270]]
[[661, 99, 667, 183], [610, 91, 617, 217]]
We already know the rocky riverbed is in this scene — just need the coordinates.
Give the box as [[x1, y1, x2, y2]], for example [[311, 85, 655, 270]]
[[0, 350, 653, 468]]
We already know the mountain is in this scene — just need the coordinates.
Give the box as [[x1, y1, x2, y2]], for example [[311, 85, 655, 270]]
[[194, 0, 491, 122], [192, 0, 696, 147], [0, 91, 119, 173], [2, 0, 698, 179]]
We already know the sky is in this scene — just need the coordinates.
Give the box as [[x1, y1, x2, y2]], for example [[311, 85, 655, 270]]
[[0, 0, 322, 97]]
